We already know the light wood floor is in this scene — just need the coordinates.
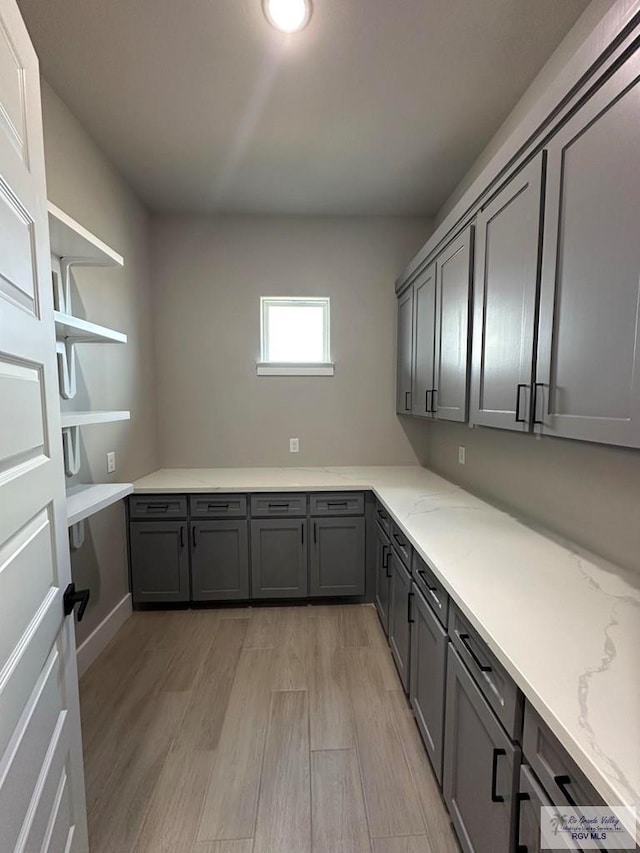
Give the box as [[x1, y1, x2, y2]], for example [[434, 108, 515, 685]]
[[80, 604, 460, 853]]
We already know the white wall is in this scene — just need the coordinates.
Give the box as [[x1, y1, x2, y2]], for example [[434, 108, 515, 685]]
[[151, 214, 432, 467], [41, 81, 159, 644]]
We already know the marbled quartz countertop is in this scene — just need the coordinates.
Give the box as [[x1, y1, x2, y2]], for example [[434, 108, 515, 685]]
[[133, 466, 640, 837]]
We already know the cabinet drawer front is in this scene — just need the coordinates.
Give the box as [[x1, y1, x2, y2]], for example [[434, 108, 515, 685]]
[[449, 605, 522, 740], [310, 492, 364, 516], [412, 551, 449, 627], [250, 493, 307, 517], [390, 522, 411, 568], [189, 494, 247, 518], [523, 702, 604, 809], [374, 500, 391, 534], [129, 494, 187, 520], [518, 765, 581, 853]]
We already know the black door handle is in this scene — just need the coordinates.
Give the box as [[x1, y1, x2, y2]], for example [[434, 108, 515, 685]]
[[532, 382, 545, 425], [491, 748, 506, 803], [407, 591, 415, 624], [430, 389, 438, 414], [425, 389, 431, 413], [63, 583, 90, 622], [515, 383, 527, 423], [192, 525, 197, 547], [405, 390, 411, 411], [554, 774, 577, 807], [180, 525, 185, 548], [382, 544, 391, 574]]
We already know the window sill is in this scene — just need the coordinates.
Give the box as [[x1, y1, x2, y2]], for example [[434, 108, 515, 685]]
[[256, 363, 335, 377]]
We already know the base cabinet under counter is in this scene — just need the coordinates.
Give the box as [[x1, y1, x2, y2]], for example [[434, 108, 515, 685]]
[[129, 521, 190, 604], [250, 518, 308, 599], [310, 516, 365, 597], [191, 519, 249, 601]]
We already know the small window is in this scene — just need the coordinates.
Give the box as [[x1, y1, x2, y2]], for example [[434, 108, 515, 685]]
[[258, 297, 334, 376]]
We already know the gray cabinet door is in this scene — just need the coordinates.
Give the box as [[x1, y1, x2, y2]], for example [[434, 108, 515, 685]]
[[412, 263, 437, 417], [518, 765, 580, 853], [396, 285, 414, 414], [409, 585, 448, 783], [191, 520, 249, 601], [310, 517, 365, 597], [388, 550, 412, 692], [434, 226, 473, 422], [536, 57, 640, 448], [130, 521, 189, 604], [374, 521, 391, 634], [471, 154, 544, 431], [443, 646, 520, 853], [250, 518, 307, 599]]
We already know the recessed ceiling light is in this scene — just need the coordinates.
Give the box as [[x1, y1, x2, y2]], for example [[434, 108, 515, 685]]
[[263, 0, 312, 33]]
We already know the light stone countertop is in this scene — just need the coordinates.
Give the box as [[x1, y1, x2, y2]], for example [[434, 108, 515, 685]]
[[133, 465, 640, 836]]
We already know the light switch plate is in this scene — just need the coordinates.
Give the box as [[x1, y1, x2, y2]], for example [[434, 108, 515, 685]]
[[107, 451, 116, 473], [458, 446, 466, 465], [289, 438, 299, 453]]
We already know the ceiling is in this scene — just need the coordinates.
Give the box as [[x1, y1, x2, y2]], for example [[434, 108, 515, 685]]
[[18, 0, 590, 215]]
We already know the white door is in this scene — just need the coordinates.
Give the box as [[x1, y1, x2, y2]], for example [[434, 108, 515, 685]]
[[0, 1, 89, 851]]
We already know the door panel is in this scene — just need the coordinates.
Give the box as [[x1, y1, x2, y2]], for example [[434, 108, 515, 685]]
[[396, 286, 413, 414], [310, 516, 365, 597], [443, 647, 519, 853], [388, 551, 411, 693], [250, 519, 307, 599], [471, 154, 544, 431], [409, 586, 448, 783], [374, 522, 391, 634], [537, 56, 640, 446], [130, 522, 190, 604], [435, 227, 473, 422], [191, 520, 249, 601], [412, 263, 436, 417], [0, 0, 88, 848]]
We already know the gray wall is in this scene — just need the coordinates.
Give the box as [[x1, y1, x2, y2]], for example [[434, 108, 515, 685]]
[[151, 214, 432, 467], [414, 422, 640, 574], [42, 81, 159, 644]]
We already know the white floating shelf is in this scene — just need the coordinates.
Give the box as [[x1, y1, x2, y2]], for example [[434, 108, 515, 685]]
[[61, 411, 130, 428], [54, 311, 127, 345], [48, 202, 124, 267], [67, 483, 133, 527]]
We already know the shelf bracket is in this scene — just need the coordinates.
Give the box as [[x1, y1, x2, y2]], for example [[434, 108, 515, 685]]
[[55, 257, 111, 313], [56, 339, 77, 400], [62, 426, 81, 476], [69, 520, 85, 551]]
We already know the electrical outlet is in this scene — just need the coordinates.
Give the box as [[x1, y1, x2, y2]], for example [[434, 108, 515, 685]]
[[458, 446, 466, 465], [289, 437, 299, 453], [107, 451, 116, 473]]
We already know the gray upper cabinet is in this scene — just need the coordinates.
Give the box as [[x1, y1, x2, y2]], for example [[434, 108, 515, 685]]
[[470, 154, 544, 431], [443, 646, 520, 853], [130, 521, 189, 604], [374, 521, 392, 634], [191, 520, 249, 601], [388, 549, 412, 692], [434, 226, 474, 422], [250, 518, 307, 599], [410, 584, 448, 783], [396, 285, 414, 414], [411, 263, 437, 418], [310, 516, 365, 597], [536, 56, 640, 448]]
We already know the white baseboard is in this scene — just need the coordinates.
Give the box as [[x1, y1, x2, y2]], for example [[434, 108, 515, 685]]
[[76, 593, 132, 678]]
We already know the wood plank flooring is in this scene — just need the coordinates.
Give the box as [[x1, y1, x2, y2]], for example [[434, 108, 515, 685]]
[[80, 604, 459, 853]]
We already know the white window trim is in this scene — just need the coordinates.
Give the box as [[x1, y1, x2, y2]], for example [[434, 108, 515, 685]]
[[258, 296, 334, 376]]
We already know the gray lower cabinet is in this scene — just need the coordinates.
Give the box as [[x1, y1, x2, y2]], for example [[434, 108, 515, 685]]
[[409, 585, 448, 783], [396, 284, 414, 414], [310, 516, 365, 597], [470, 153, 544, 432], [518, 764, 580, 853], [443, 646, 520, 853], [191, 520, 249, 601], [130, 521, 189, 604], [388, 549, 412, 692], [536, 54, 640, 448], [250, 518, 307, 599], [374, 521, 392, 634]]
